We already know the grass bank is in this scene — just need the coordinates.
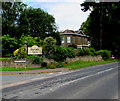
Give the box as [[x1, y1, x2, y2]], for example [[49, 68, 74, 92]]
[[63, 59, 118, 70], [0, 59, 118, 71], [0, 67, 46, 71]]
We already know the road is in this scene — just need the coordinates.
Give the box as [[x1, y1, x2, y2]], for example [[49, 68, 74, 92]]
[[1, 62, 119, 99]]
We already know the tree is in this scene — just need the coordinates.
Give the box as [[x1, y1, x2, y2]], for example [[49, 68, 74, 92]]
[[2, 2, 27, 37], [80, 1, 120, 58], [18, 9, 30, 37], [1, 34, 19, 57], [23, 7, 58, 39], [18, 7, 61, 44], [43, 37, 56, 59], [19, 35, 40, 47]]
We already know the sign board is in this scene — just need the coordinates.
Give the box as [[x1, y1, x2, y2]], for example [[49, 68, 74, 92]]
[[14, 60, 26, 63], [28, 45, 42, 55]]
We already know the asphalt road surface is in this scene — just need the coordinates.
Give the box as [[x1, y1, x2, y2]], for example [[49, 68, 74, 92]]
[[1, 62, 119, 99]]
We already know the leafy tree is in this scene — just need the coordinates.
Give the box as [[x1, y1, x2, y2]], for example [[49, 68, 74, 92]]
[[1, 34, 19, 57], [18, 9, 30, 37], [2, 2, 27, 37], [23, 7, 58, 39], [80, 1, 120, 58], [2, 2, 61, 57], [19, 35, 41, 47], [43, 36, 56, 59]]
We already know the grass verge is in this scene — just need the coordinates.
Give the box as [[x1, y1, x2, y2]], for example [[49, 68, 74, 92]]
[[0, 67, 46, 71], [0, 59, 119, 71], [63, 59, 119, 70]]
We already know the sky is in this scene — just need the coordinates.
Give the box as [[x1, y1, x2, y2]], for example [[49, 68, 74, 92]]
[[23, 0, 91, 32]]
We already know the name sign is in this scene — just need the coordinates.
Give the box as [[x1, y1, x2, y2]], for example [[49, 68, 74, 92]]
[[28, 45, 42, 55]]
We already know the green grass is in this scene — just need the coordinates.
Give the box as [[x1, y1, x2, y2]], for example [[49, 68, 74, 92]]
[[0, 67, 46, 71], [1, 59, 119, 71], [63, 60, 119, 70]]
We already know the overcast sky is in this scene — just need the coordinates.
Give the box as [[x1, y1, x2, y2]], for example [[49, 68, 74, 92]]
[[23, 0, 91, 31]]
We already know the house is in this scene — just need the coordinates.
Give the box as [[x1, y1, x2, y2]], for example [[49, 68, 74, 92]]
[[61, 29, 90, 48]]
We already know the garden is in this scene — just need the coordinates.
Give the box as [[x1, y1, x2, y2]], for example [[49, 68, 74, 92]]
[[1, 36, 118, 71]]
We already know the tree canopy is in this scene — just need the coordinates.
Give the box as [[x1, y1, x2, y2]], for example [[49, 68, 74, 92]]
[[2, 2, 60, 39], [80, 1, 120, 58], [2, 2, 61, 57]]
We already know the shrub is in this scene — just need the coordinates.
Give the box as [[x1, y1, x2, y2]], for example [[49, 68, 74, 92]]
[[96, 50, 111, 60], [13, 47, 27, 59], [75, 48, 97, 56], [56, 62, 64, 68], [43, 37, 56, 59], [32, 55, 43, 64], [4, 53, 13, 57], [47, 63, 57, 69], [89, 48, 96, 56], [19, 35, 38, 47], [2, 34, 19, 57], [68, 44, 77, 49], [53, 46, 67, 62], [47, 62, 65, 69], [41, 62, 47, 67], [66, 48, 76, 58], [83, 48, 91, 56], [53, 46, 76, 62], [13, 49, 19, 56], [77, 48, 85, 56]]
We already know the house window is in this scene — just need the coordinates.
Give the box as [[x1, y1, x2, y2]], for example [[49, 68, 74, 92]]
[[62, 37, 64, 43], [67, 37, 71, 43]]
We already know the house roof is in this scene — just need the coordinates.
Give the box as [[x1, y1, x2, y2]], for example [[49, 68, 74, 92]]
[[61, 29, 89, 38], [62, 29, 74, 33]]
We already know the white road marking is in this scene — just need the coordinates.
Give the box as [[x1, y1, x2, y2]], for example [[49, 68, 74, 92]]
[[97, 68, 114, 74], [60, 68, 114, 87], [1, 67, 114, 89]]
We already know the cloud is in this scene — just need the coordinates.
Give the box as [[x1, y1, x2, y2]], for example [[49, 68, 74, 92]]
[[24, 1, 90, 31], [42, 2, 90, 31]]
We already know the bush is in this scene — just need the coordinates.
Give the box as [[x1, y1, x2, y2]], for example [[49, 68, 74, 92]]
[[77, 48, 85, 56], [76, 48, 97, 56], [96, 50, 111, 60], [47, 62, 65, 69], [43, 37, 56, 59], [83, 48, 91, 56], [47, 63, 57, 69], [32, 55, 43, 64], [68, 44, 77, 49], [53, 46, 67, 62], [13, 47, 27, 59], [19, 35, 39, 47], [41, 62, 47, 67], [4, 53, 13, 57], [89, 48, 96, 56], [56, 62, 64, 68], [2, 34, 19, 57], [52, 46, 76, 62], [66, 48, 76, 58]]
